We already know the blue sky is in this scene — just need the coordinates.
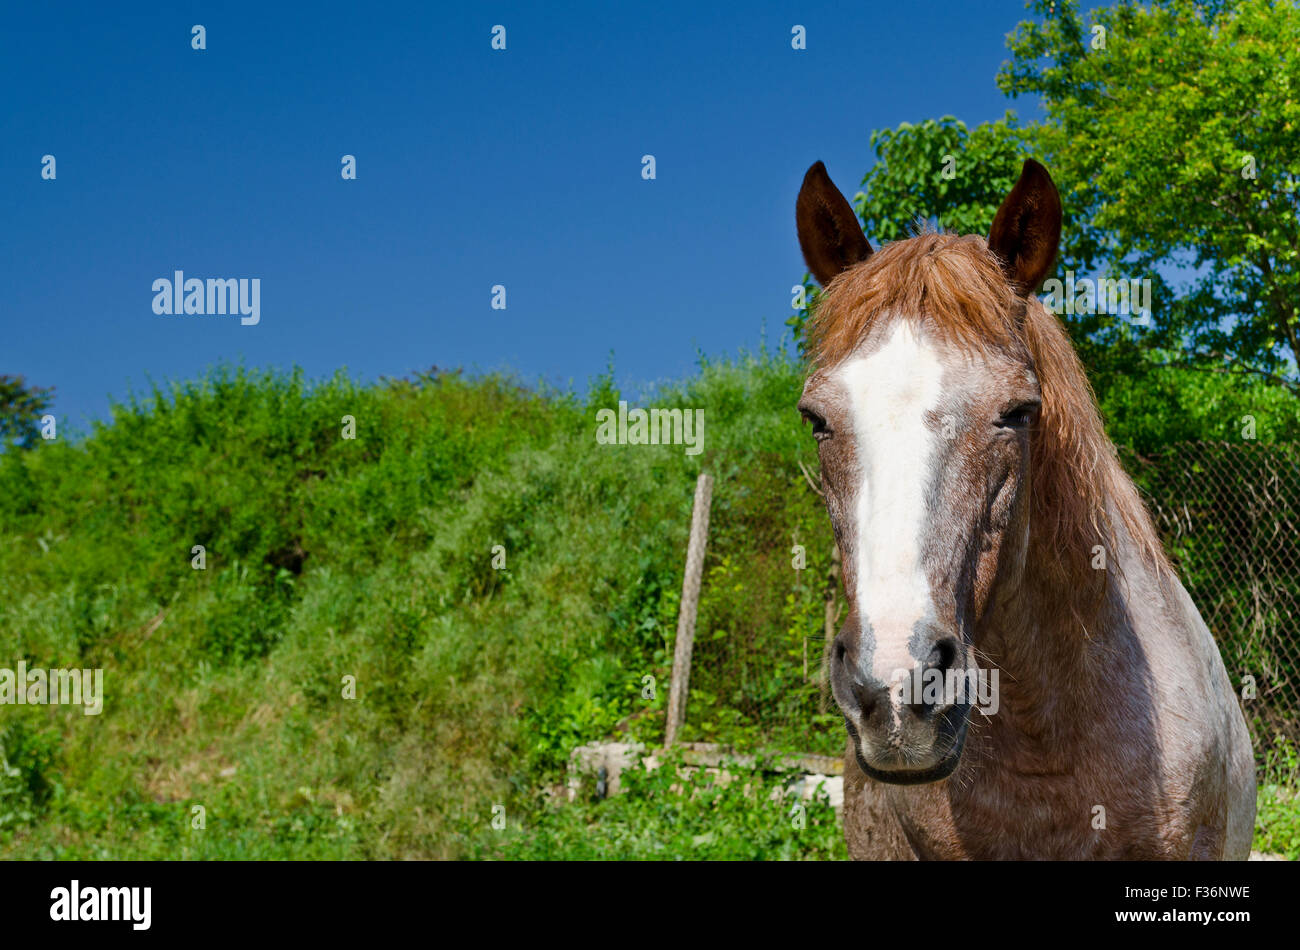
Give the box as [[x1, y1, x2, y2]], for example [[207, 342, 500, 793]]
[[2, 1, 1053, 432]]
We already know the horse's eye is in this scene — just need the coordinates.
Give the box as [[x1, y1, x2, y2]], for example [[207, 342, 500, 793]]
[[801, 409, 830, 440], [997, 402, 1040, 429]]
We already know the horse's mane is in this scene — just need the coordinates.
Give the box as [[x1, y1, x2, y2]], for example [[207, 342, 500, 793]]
[[806, 230, 1169, 623]]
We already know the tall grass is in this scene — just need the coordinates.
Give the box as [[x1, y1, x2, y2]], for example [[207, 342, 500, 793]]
[[0, 354, 840, 858]]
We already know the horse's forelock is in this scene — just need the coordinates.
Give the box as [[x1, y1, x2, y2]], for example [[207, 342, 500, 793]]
[[807, 230, 1021, 368]]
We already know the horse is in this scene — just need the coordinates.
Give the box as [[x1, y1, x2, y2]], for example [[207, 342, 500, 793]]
[[794, 158, 1256, 859]]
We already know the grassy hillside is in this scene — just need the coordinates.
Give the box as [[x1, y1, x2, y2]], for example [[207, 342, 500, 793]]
[[0, 356, 846, 858], [1, 354, 1295, 858]]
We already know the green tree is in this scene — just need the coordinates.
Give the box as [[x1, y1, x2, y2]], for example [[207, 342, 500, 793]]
[[0, 375, 54, 449], [999, 0, 1300, 388], [851, 114, 1033, 243]]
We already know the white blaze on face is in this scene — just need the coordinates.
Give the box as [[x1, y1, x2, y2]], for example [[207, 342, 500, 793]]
[[836, 322, 947, 686]]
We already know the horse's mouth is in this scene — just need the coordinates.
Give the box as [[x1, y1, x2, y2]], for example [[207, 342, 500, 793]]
[[856, 748, 962, 785], [848, 703, 970, 785]]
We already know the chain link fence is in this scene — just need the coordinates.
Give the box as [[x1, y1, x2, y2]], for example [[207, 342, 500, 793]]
[[1123, 441, 1300, 783]]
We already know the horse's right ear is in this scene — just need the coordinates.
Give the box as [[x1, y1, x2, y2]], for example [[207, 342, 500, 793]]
[[988, 159, 1062, 294], [796, 161, 872, 286]]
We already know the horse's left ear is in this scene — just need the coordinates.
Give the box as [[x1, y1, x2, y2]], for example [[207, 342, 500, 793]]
[[988, 159, 1061, 294], [797, 161, 873, 286]]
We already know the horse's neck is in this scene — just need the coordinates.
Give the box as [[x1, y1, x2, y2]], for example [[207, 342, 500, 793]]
[[976, 540, 1141, 745]]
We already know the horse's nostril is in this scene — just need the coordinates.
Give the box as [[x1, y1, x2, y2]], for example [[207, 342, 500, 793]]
[[852, 679, 882, 719], [926, 637, 959, 676], [833, 639, 884, 719]]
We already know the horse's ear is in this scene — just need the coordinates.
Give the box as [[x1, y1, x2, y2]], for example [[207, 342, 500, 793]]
[[796, 161, 872, 286], [987, 159, 1061, 294]]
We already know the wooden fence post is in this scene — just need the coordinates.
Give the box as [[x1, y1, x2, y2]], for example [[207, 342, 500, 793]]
[[819, 544, 841, 712], [664, 473, 713, 746], [825, 544, 841, 645]]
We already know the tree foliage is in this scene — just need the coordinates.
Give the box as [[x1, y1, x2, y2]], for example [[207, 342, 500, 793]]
[[999, 0, 1300, 386], [0, 375, 54, 449], [852, 114, 1033, 244]]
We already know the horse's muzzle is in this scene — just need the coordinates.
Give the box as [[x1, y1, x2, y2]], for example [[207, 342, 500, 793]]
[[830, 619, 973, 784]]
